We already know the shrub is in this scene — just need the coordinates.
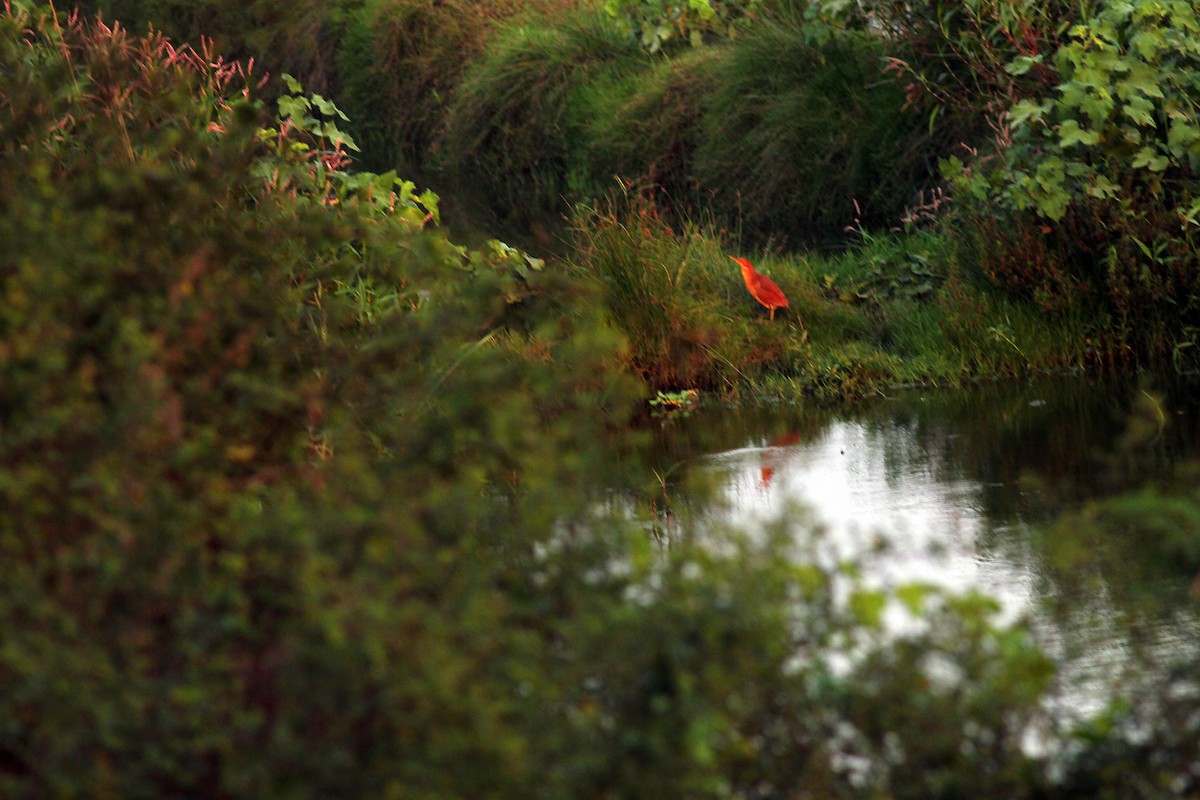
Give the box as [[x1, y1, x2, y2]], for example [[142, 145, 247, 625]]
[[70, 0, 350, 94], [0, 6, 639, 795], [944, 0, 1200, 355], [603, 0, 763, 53]]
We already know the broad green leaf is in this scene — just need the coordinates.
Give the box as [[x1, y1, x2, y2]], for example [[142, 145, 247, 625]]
[[418, 189, 441, 223], [896, 583, 935, 615], [1006, 55, 1043, 76], [1009, 99, 1050, 127], [1087, 174, 1120, 198], [277, 95, 310, 121], [1122, 95, 1156, 126], [1131, 145, 1168, 171], [1059, 119, 1101, 147], [849, 589, 887, 628], [1167, 117, 1200, 156]]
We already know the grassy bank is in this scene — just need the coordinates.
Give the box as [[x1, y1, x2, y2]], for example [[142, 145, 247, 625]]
[[568, 193, 1106, 400]]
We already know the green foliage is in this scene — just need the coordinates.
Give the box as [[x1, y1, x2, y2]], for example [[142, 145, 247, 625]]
[[585, 46, 720, 212], [71, 0, 351, 94], [0, 7, 635, 795], [335, 0, 536, 173], [568, 194, 810, 389], [569, 191, 1097, 396], [442, 11, 639, 223], [10, 5, 1200, 798], [695, 20, 936, 245], [936, 0, 1200, 355], [973, 0, 1200, 222], [603, 0, 762, 53], [814, 0, 1077, 128]]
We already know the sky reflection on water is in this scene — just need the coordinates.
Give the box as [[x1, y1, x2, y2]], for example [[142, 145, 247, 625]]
[[666, 376, 1200, 719]]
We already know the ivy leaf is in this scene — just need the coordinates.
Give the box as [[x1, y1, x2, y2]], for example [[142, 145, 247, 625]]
[[312, 94, 350, 121], [1122, 95, 1156, 126], [849, 589, 887, 628], [1006, 54, 1043, 76], [1087, 174, 1120, 198], [1059, 119, 1101, 147], [281, 73, 303, 94], [1167, 117, 1200, 156], [277, 95, 310, 121], [418, 189, 441, 223], [1132, 145, 1169, 171], [1009, 99, 1050, 128], [1130, 26, 1167, 60]]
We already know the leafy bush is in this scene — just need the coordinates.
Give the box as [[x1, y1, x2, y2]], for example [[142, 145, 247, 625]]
[[70, 0, 350, 94], [970, 0, 1200, 222], [0, 6, 636, 795], [603, 0, 762, 53], [813, 0, 1075, 134], [946, 0, 1200, 354]]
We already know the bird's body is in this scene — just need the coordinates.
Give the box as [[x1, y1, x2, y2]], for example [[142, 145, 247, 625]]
[[730, 256, 788, 320]]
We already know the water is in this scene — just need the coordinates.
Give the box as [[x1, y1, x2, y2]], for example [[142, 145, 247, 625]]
[[641, 374, 1200, 719]]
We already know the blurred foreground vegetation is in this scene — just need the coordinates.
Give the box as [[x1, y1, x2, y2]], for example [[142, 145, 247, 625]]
[[3, 1, 1200, 797]]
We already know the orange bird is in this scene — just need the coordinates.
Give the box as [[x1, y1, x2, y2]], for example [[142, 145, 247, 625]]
[[730, 256, 788, 320]]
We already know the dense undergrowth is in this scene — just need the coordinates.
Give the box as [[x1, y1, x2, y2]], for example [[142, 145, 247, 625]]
[[73, 0, 1200, 393], [6, 1, 1200, 796]]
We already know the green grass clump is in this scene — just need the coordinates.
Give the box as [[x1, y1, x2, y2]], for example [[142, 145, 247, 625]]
[[694, 19, 935, 246], [568, 194, 812, 390], [585, 46, 723, 212], [442, 10, 639, 222], [338, 0, 584, 174]]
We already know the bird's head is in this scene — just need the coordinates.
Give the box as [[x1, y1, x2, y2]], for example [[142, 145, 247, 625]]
[[729, 256, 755, 278]]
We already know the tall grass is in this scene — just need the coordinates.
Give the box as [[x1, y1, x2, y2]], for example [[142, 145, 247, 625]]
[[585, 46, 723, 215], [442, 10, 639, 222], [338, 0, 588, 173], [569, 193, 1105, 398], [695, 18, 936, 246], [568, 194, 809, 390]]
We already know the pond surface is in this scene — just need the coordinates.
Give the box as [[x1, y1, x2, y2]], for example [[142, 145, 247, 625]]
[[642, 373, 1200, 718]]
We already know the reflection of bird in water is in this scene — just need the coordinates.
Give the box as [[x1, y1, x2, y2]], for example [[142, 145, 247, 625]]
[[760, 430, 802, 488], [731, 256, 789, 321]]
